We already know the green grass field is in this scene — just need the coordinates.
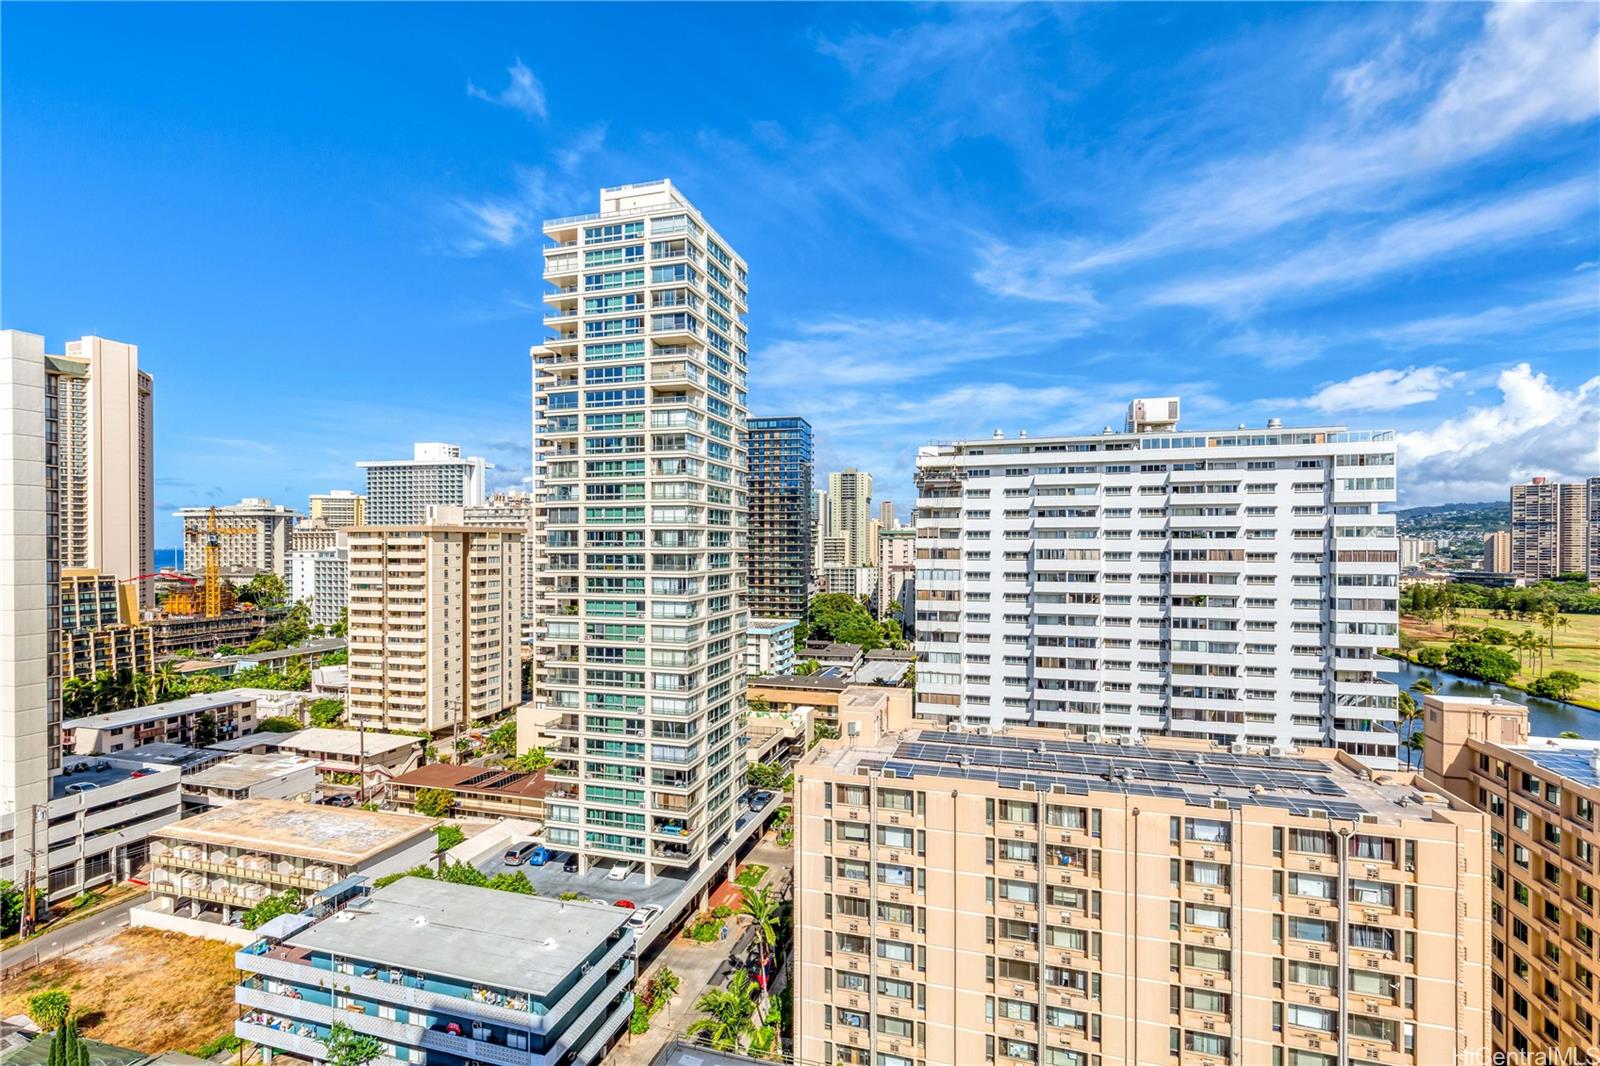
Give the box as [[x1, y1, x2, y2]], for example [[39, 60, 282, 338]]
[[1402, 607, 1600, 709]]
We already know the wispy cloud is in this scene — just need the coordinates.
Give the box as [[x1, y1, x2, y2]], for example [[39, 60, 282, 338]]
[[1149, 177, 1593, 312], [1367, 278, 1600, 348], [467, 59, 547, 120], [1299, 366, 1466, 412]]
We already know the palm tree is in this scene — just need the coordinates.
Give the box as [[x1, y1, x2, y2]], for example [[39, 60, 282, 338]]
[[1410, 677, 1435, 697], [1515, 631, 1543, 675], [1395, 692, 1423, 770], [687, 971, 762, 1052], [517, 747, 553, 772], [1537, 602, 1563, 660], [739, 885, 781, 1000], [62, 677, 91, 719], [153, 660, 183, 701]]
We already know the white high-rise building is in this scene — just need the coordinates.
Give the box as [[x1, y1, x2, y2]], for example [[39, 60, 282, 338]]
[[175, 497, 301, 578], [532, 179, 749, 881], [358, 442, 489, 526], [288, 546, 348, 627], [914, 397, 1402, 766], [826, 468, 873, 566]]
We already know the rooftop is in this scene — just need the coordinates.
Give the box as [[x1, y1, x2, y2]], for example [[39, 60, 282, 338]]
[[800, 642, 862, 658], [748, 618, 799, 635], [271, 727, 423, 758], [282, 877, 627, 997], [62, 689, 273, 732], [1509, 735, 1600, 789], [809, 728, 1451, 826], [183, 752, 320, 792], [852, 661, 912, 687], [154, 798, 438, 864], [389, 764, 552, 800], [749, 674, 849, 693], [177, 638, 345, 668]]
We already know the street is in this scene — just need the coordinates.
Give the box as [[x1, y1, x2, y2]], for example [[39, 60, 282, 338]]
[[0, 892, 144, 977]]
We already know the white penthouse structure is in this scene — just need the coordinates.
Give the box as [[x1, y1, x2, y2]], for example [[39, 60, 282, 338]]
[[531, 180, 750, 881], [914, 397, 1401, 766]]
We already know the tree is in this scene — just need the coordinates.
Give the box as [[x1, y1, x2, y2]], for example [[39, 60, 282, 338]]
[[746, 762, 791, 792], [192, 711, 219, 747], [486, 870, 536, 894], [687, 970, 762, 1052], [307, 698, 344, 728], [27, 989, 71, 1031], [242, 890, 302, 930], [803, 593, 883, 651], [1444, 642, 1520, 685], [434, 823, 466, 852], [1530, 671, 1584, 701], [62, 677, 92, 719], [256, 716, 300, 733], [438, 860, 490, 886], [1403, 731, 1424, 769], [331, 607, 349, 638], [485, 719, 517, 755], [371, 864, 434, 888], [1415, 646, 1446, 670], [516, 748, 553, 773], [324, 1022, 383, 1066], [1513, 631, 1543, 674], [1409, 677, 1435, 696], [1395, 692, 1422, 770], [44, 1019, 90, 1066], [153, 661, 183, 701], [0, 880, 23, 937], [747, 695, 771, 715], [793, 659, 821, 677], [739, 884, 781, 1003], [1537, 601, 1566, 659]]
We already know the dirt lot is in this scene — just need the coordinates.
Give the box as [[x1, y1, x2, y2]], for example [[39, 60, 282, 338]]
[[0, 928, 238, 1053]]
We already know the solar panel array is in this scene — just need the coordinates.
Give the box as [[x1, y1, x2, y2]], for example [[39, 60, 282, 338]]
[[852, 730, 1372, 821], [1519, 747, 1600, 788]]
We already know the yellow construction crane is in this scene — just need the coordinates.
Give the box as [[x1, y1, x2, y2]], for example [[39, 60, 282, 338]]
[[201, 506, 255, 618]]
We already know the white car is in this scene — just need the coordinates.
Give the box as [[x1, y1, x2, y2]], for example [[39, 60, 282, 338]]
[[606, 861, 637, 882], [64, 782, 100, 795], [626, 904, 664, 931]]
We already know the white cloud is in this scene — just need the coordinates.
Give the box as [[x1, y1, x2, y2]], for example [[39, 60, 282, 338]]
[[971, 241, 1101, 305], [1396, 363, 1600, 504], [1213, 329, 1325, 368], [1149, 177, 1592, 312], [1367, 279, 1599, 347], [467, 60, 547, 120], [1000, 3, 1600, 283], [1301, 366, 1465, 412]]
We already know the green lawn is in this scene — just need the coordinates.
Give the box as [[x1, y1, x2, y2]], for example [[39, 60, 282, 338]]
[[734, 863, 768, 888], [1402, 608, 1600, 708]]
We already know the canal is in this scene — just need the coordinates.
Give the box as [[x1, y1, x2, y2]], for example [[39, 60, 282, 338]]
[[1388, 657, 1600, 740]]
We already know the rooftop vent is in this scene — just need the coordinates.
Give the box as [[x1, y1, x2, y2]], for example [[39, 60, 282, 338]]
[[542, 937, 558, 950], [412, 916, 427, 928], [1266, 418, 1282, 429], [993, 429, 1004, 439]]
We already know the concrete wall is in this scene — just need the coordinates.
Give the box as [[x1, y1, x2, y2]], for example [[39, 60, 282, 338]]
[[131, 899, 259, 945]]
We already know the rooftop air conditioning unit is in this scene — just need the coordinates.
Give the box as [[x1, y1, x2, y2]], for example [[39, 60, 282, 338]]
[[1230, 741, 1249, 755], [1085, 732, 1104, 743]]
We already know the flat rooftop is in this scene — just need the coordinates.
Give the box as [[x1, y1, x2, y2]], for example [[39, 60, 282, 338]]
[[283, 876, 627, 997], [183, 753, 319, 791], [852, 661, 911, 686], [812, 728, 1445, 825], [751, 674, 848, 693], [154, 798, 437, 864], [748, 618, 798, 634], [63, 689, 269, 732], [50, 754, 182, 799], [272, 728, 422, 758], [389, 764, 551, 799]]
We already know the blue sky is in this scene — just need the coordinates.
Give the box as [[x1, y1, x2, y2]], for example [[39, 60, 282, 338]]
[[4, 3, 1597, 548]]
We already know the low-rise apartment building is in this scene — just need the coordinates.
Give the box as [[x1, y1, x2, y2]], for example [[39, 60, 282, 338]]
[[388, 764, 550, 822], [206, 727, 423, 798], [63, 689, 278, 754], [234, 877, 634, 1066], [794, 694, 1490, 1066], [1422, 694, 1600, 1061], [180, 753, 320, 811], [148, 798, 438, 921]]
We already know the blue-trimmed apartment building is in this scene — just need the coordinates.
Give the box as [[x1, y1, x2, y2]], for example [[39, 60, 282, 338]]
[[235, 877, 634, 1066]]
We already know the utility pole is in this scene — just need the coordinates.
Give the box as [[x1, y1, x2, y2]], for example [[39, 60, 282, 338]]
[[21, 803, 40, 937], [358, 723, 367, 805]]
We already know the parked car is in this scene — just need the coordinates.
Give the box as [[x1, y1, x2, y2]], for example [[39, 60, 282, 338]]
[[128, 769, 156, 779], [626, 904, 663, 931], [748, 790, 774, 811], [606, 861, 636, 882], [562, 853, 580, 873], [613, 899, 636, 910], [503, 841, 542, 866], [319, 794, 355, 808], [525, 845, 553, 867], [64, 782, 100, 795]]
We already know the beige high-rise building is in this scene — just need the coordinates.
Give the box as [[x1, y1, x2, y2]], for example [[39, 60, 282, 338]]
[[1512, 478, 1590, 580], [828, 468, 874, 566], [794, 691, 1490, 1066], [1482, 530, 1511, 574], [459, 491, 536, 627], [1423, 695, 1600, 1061], [880, 500, 898, 531], [289, 519, 340, 554], [1589, 476, 1600, 581], [176, 497, 301, 578], [877, 526, 916, 620], [308, 489, 366, 528], [1, 331, 57, 883], [345, 520, 522, 734], [51, 336, 154, 606]]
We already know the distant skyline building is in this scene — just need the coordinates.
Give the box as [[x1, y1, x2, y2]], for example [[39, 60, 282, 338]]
[[1399, 535, 1437, 569], [307, 488, 366, 527], [826, 467, 873, 566], [1589, 476, 1600, 581], [876, 526, 915, 621], [530, 179, 751, 882], [1511, 477, 1590, 580], [175, 497, 301, 578], [878, 499, 897, 530], [288, 545, 347, 628], [1482, 529, 1511, 573], [915, 396, 1402, 766], [748, 415, 813, 619], [358, 441, 489, 525]]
